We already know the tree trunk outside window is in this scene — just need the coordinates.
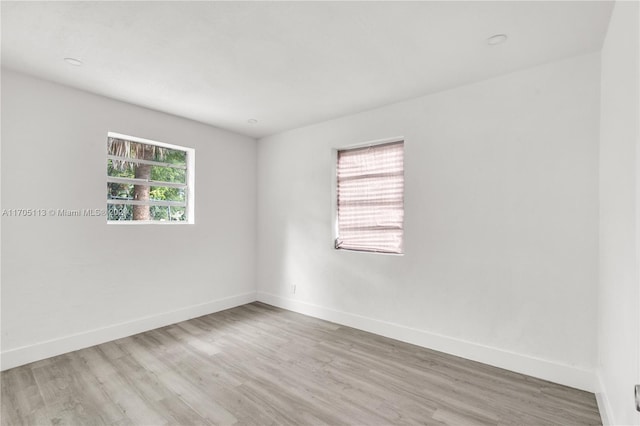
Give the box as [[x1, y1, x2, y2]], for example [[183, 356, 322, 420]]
[[133, 144, 154, 220]]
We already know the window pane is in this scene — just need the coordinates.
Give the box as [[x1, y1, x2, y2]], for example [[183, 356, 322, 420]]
[[107, 204, 187, 221], [149, 186, 185, 203], [161, 147, 186, 166], [107, 183, 133, 200], [107, 159, 135, 179], [149, 205, 186, 221], [107, 184, 186, 203], [169, 206, 187, 221], [107, 161, 185, 184], [150, 166, 185, 184], [107, 139, 186, 166]]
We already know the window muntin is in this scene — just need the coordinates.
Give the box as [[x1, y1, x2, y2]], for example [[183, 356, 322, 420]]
[[336, 140, 404, 254], [106, 132, 194, 223]]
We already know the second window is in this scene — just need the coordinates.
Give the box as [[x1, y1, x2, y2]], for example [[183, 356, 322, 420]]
[[335, 140, 404, 254]]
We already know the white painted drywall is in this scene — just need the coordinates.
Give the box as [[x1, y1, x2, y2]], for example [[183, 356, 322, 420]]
[[1, 70, 257, 368], [257, 53, 600, 387], [597, 1, 640, 425]]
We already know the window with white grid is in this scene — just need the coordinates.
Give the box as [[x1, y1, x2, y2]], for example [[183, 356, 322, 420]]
[[106, 132, 195, 223]]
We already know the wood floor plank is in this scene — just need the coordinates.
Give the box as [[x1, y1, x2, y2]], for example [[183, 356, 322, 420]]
[[96, 341, 127, 361], [1, 302, 602, 425], [121, 334, 238, 425], [76, 346, 171, 425], [31, 356, 112, 426], [1, 367, 48, 426]]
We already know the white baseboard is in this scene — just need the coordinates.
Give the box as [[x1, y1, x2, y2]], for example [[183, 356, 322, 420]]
[[595, 371, 615, 426], [1, 291, 257, 371], [257, 291, 596, 392], [3, 290, 597, 395]]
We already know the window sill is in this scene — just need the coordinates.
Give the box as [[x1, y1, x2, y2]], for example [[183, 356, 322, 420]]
[[335, 247, 404, 256], [107, 220, 194, 225]]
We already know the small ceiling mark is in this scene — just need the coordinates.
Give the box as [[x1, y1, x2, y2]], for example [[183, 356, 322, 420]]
[[487, 34, 508, 46], [63, 57, 83, 66]]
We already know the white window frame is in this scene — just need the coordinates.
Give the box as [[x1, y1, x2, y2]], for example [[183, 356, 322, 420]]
[[332, 136, 405, 255], [107, 131, 195, 225]]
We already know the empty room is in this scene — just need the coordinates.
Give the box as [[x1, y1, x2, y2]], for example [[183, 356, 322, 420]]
[[1, 1, 639, 425]]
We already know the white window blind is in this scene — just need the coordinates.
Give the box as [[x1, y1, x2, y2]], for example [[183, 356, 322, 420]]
[[336, 141, 404, 254]]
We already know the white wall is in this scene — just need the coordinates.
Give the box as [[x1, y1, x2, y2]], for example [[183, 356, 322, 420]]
[[598, 1, 640, 425], [1, 70, 257, 369], [257, 53, 601, 391]]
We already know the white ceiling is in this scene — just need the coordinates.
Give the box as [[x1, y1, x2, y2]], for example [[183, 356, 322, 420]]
[[2, 1, 613, 139]]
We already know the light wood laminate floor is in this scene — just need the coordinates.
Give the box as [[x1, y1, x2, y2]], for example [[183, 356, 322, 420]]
[[1, 302, 601, 425]]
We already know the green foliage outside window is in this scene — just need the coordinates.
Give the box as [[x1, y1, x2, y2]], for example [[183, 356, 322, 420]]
[[107, 141, 188, 221]]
